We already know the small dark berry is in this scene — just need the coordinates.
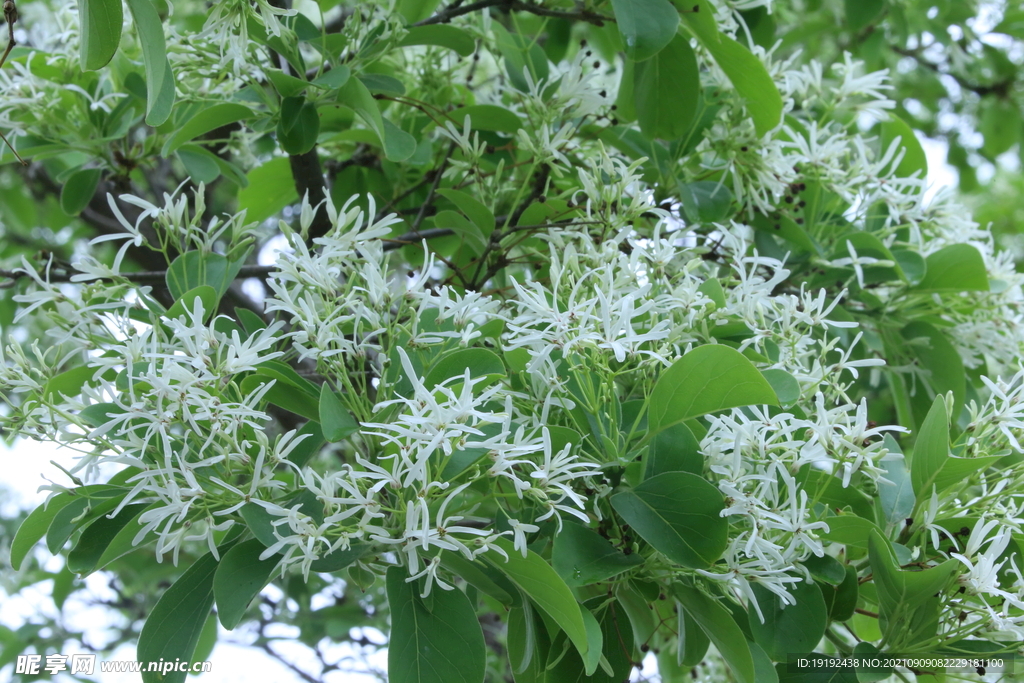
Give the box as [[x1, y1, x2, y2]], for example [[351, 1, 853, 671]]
[[641, 644, 650, 653], [960, 526, 970, 536], [905, 518, 914, 526], [593, 61, 601, 68]]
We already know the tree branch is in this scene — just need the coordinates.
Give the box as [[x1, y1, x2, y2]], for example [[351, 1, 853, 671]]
[[416, 0, 613, 27]]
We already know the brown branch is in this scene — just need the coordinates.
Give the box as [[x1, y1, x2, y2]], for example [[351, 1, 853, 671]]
[[416, 0, 613, 26], [890, 45, 1012, 99]]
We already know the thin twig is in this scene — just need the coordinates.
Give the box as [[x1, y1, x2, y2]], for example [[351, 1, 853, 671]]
[[0, 0, 27, 166], [416, 0, 613, 27]]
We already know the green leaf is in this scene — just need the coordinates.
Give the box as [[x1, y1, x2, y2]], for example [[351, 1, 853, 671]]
[[433, 210, 486, 255], [424, 348, 505, 387], [163, 285, 219, 322], [674, 583, 755, 683], [239, 503, 279, 548], [267, 69, 310, 98], [867, 530, 957, 649], [139, 551, 220, 683], [648, 345, 778, 434], [319, 384, 360, 442], [844, 0, 885, 33], [11, 486, 119, 570], [486, 537, 589, 662], [678, 180, 734, 223], [277, 96, 320, 155], [214, 539, 280, 629], [309, 544, 370, 573], [359, 74, 406, 96], [386, 566, 486, 683], [436, 188, 496, 235], [311, 65, 351, 89], [761, 369, 800, 406], [914, 244, 989, 292], [60, 168, 102, 216], [176, 145, 221, 184], [382, 118, 418, 162], [126, 0, 175, 125], [162, 103, 256, 156], [693, 31, 783, 136], [878, 436, 915, 526], [440, 552, 515, 605], [910, 396, 949, 499], [748, 580, 827, 661], [492, 23, 549, 93], [240, 374, 320, 421], [645, 422, 703, 477], [398, 25, 476, 56], [447, 105, 522, 133], [95, 502, 158, 569], [633, 33, 700, 140], [802, 555, 847, 586], [67, 503, 149, 575], [612, 0, 680, 62], [238, 157, 298, 223], [165, 252, 234, 300], [552, 522, 644, 587], [610, 472, 727, 568], [821, 515, 883, 549], [878, 114, 927, 178], [43, 365, 96, 401], [46, 493, 123, 554], [820, 565, 859, 623], [901, 321, 965, 420], [79, 0, 123, 70]]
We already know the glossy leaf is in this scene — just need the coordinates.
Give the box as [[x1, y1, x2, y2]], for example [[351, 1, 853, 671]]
[[878, 436, 915, 526], [398, 25, 476, 56], [319, 384, 359, 442], [690, 29, 783, 136], [910, 396, 949, 499], [486, 537, 589, 662], [552, 522, 643, 587], [610, 472, 727, 568], [238, 157, 297, 223], [67, 503, 149, 574], [645, 422, 702, 478], [612, 0, 680, 62], [79, 0, 122, 70], [446, 105, 522, 133], [386, 566, 486, 683], [867, 530, 957, 648], [821, 515, 883, 549], [748, 580, 827, 661], [674, 583, 755, 683], [60, 168, 102, 216], [424, 348, 505, 387], [277, 96, 320, 155], [879, 114, 927, 179], [138, 551, 220, 683], [648, 345, 778, 434], [126, 0, 175, 125], [914, 244, 989, 292], [162, 103, 256, 156], [214, 539, 280, 629], [11, 486, 120, 570], [634, 33, 700, 140]]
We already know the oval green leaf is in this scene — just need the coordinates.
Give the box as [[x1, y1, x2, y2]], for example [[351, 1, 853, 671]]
[[386, 566, 486, 683], [634, 33, 700, 140], [648, 345, 778, 434], [319, 383, 360, 443], [214, 539, 280, 629], [139, 551, 220, 683], [612, 0, 680, 62], [610, 472, 727, 568], [61, 168, 102, 216], [79, 0, 123, 70]]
